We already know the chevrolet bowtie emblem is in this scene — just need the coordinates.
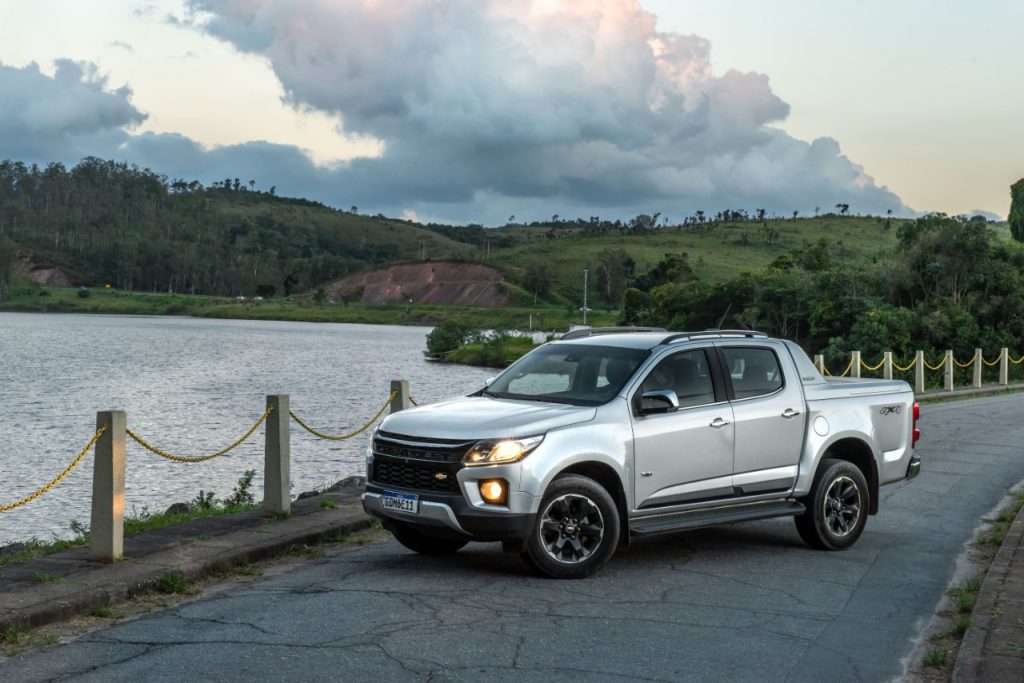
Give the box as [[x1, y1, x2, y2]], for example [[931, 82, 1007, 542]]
[[434, 472, 448, 481]]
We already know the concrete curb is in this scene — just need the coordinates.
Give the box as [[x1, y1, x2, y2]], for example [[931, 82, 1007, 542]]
[[917, 381, 1024, 403], [0, 493, 373, 634], [953, 503, 1024, 681]]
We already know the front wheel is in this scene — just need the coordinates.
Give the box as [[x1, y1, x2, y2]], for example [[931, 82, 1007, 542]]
[[522, 474, 620, 579], [795, 458, 869, 550], [392, 523, 469, 555]]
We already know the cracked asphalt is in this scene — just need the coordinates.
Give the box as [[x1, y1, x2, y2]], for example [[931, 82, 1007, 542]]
[[4, 393, 1024, 682]]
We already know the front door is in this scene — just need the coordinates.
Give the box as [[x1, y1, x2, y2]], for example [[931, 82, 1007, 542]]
[[631, 348, 735, 509]]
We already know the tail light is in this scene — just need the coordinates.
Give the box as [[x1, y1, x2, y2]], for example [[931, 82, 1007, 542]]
[[912, 402, 921, 448]]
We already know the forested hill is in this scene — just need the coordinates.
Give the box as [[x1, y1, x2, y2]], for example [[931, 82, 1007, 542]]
[[0, 158, 474, 296]]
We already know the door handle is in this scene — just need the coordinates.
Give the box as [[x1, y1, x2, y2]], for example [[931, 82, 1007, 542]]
[[781, 408, 801, 419], [710, 417, 731, 429]]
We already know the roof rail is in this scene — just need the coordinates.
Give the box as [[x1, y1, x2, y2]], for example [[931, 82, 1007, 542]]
[[659, 329, 768, 345], [561, 326, 667, 341]]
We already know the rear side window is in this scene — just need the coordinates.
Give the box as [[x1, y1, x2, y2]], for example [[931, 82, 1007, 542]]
[[722, 347, 783, 399]]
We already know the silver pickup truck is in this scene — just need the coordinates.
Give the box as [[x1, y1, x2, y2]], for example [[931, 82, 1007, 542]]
[[363, 329, 921, 578]]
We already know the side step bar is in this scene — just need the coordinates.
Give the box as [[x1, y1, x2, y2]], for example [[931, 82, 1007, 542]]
[[629, 500, 805, 537]]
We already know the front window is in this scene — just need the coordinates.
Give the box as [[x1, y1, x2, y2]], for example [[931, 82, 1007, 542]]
[[484, 344, 650, 406]]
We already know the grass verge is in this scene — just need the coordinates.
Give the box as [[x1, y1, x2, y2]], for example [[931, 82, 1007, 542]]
[[914, 490, 1024, 677]]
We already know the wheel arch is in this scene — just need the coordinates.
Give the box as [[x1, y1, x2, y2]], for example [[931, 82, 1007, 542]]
[[555, 461, 631, 547], [820, 437, 879, 515]]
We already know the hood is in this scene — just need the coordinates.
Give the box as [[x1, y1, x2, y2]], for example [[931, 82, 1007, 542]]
[[378, 395, 597, 440]]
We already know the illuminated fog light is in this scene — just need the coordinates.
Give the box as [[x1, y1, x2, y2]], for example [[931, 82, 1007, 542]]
[[479, 479, 508, 505]]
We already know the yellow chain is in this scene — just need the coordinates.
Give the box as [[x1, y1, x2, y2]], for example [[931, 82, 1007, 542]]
[[982, 354, 1002, 367], [1011, 353, 1024, 365], [837, 357, 854, 378], [892, 357, 917, 372], [289, 391, 396, 441], [953, 350, 979, 369], [860, 357, 886, 372], [127, 406, 273, 463], [409, 396, 419, 406], [0, 426, 106, 513], [923, 355, 948, 371]]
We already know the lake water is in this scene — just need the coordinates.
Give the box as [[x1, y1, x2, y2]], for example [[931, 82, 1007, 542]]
[[0, 313, 491, 545]]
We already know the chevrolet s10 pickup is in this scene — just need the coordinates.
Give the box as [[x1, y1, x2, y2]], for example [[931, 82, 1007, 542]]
[[364, 328, 921, 578]]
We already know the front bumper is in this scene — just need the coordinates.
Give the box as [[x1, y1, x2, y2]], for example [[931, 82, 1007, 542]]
[[363, 483, 534, 542]]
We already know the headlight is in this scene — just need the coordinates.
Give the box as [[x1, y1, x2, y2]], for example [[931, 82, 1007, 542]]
[[463, 435, 544, 466]]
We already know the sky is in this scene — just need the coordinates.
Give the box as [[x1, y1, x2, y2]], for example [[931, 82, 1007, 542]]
[[0, 0, 1019, 224]]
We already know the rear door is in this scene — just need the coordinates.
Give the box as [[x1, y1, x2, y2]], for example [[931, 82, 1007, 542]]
[[716, 343, 806, 495], [630, 347, 735, 509]]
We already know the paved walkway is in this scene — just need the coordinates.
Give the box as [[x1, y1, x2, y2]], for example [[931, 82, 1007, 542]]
[[954, 502, 1024, 681], [0, 488, 370, 632]]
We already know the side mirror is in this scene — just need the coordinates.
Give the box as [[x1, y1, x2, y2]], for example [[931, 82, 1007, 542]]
[[640, 390, 679, 414]]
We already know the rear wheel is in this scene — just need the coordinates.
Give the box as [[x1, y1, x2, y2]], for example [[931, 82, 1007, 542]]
[[522, 474, 620, 579], [392, 522, 469, 555], [795, 458, 869, 550]]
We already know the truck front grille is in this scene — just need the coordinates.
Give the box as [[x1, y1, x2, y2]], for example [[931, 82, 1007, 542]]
[[372, 457, 461, 493]]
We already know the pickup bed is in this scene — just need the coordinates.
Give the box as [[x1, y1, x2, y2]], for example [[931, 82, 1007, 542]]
[[364, 329, 921, 578]]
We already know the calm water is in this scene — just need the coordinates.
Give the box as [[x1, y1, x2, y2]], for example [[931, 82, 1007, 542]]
[[0, 313, 490, 545]]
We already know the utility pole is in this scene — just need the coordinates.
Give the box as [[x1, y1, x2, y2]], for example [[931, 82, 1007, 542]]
[[582, 268, 589, 326]]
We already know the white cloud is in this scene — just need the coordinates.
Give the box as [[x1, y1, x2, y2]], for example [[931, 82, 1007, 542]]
[[0, 1, 911, 222]]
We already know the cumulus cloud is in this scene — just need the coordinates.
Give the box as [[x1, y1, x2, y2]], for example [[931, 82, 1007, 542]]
[[0, 2, 911, 222], [0, 60, 145, 163], [175, 0, 908, 221]]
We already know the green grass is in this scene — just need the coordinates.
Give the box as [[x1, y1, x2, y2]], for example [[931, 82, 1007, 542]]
[[0, 283, 616, 331], [445, 336, 538, 368], [29, 571, 63, 584], [152, 570, 190, 595], [948, 577, 982, 614], [974, 493, 1024, 559], [922, 646, 948, 668], [318, 499, 339, 510], [0, 624, 20, 645], [490, 216, 913, 299]]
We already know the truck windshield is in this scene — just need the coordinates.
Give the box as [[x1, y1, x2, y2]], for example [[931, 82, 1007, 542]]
[[484, 344, 650, 406]]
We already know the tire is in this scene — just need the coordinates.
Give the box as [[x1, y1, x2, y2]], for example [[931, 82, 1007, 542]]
[[795, 458, 869, 550], [392, 523, 469, 555], [521, 474, 620, 579]]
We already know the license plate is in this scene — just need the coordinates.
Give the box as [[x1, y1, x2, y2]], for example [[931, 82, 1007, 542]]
[[381, 491, 419, 514]]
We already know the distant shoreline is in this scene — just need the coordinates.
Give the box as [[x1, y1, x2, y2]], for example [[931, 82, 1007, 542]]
[[0, 285, 614, 333]]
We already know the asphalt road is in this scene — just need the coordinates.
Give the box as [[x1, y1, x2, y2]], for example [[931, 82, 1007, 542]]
[[5, 393, 1024, 682]]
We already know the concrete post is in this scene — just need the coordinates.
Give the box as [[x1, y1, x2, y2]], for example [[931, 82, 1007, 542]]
[[944, 350, 954, 392], [91, 411, 125, 563], [915, 351, 925, 395], [973, 349, 983, 388], [390, 379, 412, 413], [264, 395, 290, 516], [851, 351, 862, 379], [1000, 348, 1009, 386], [813, 354, 825, 374], [883, 351, 893, 380]]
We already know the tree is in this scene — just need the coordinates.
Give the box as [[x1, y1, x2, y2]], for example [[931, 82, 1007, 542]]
[[426, 320, 473, 354], [0, 236, 15, 300], [522, 263, 552, 301], [1010, 178, 1024, 242]]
